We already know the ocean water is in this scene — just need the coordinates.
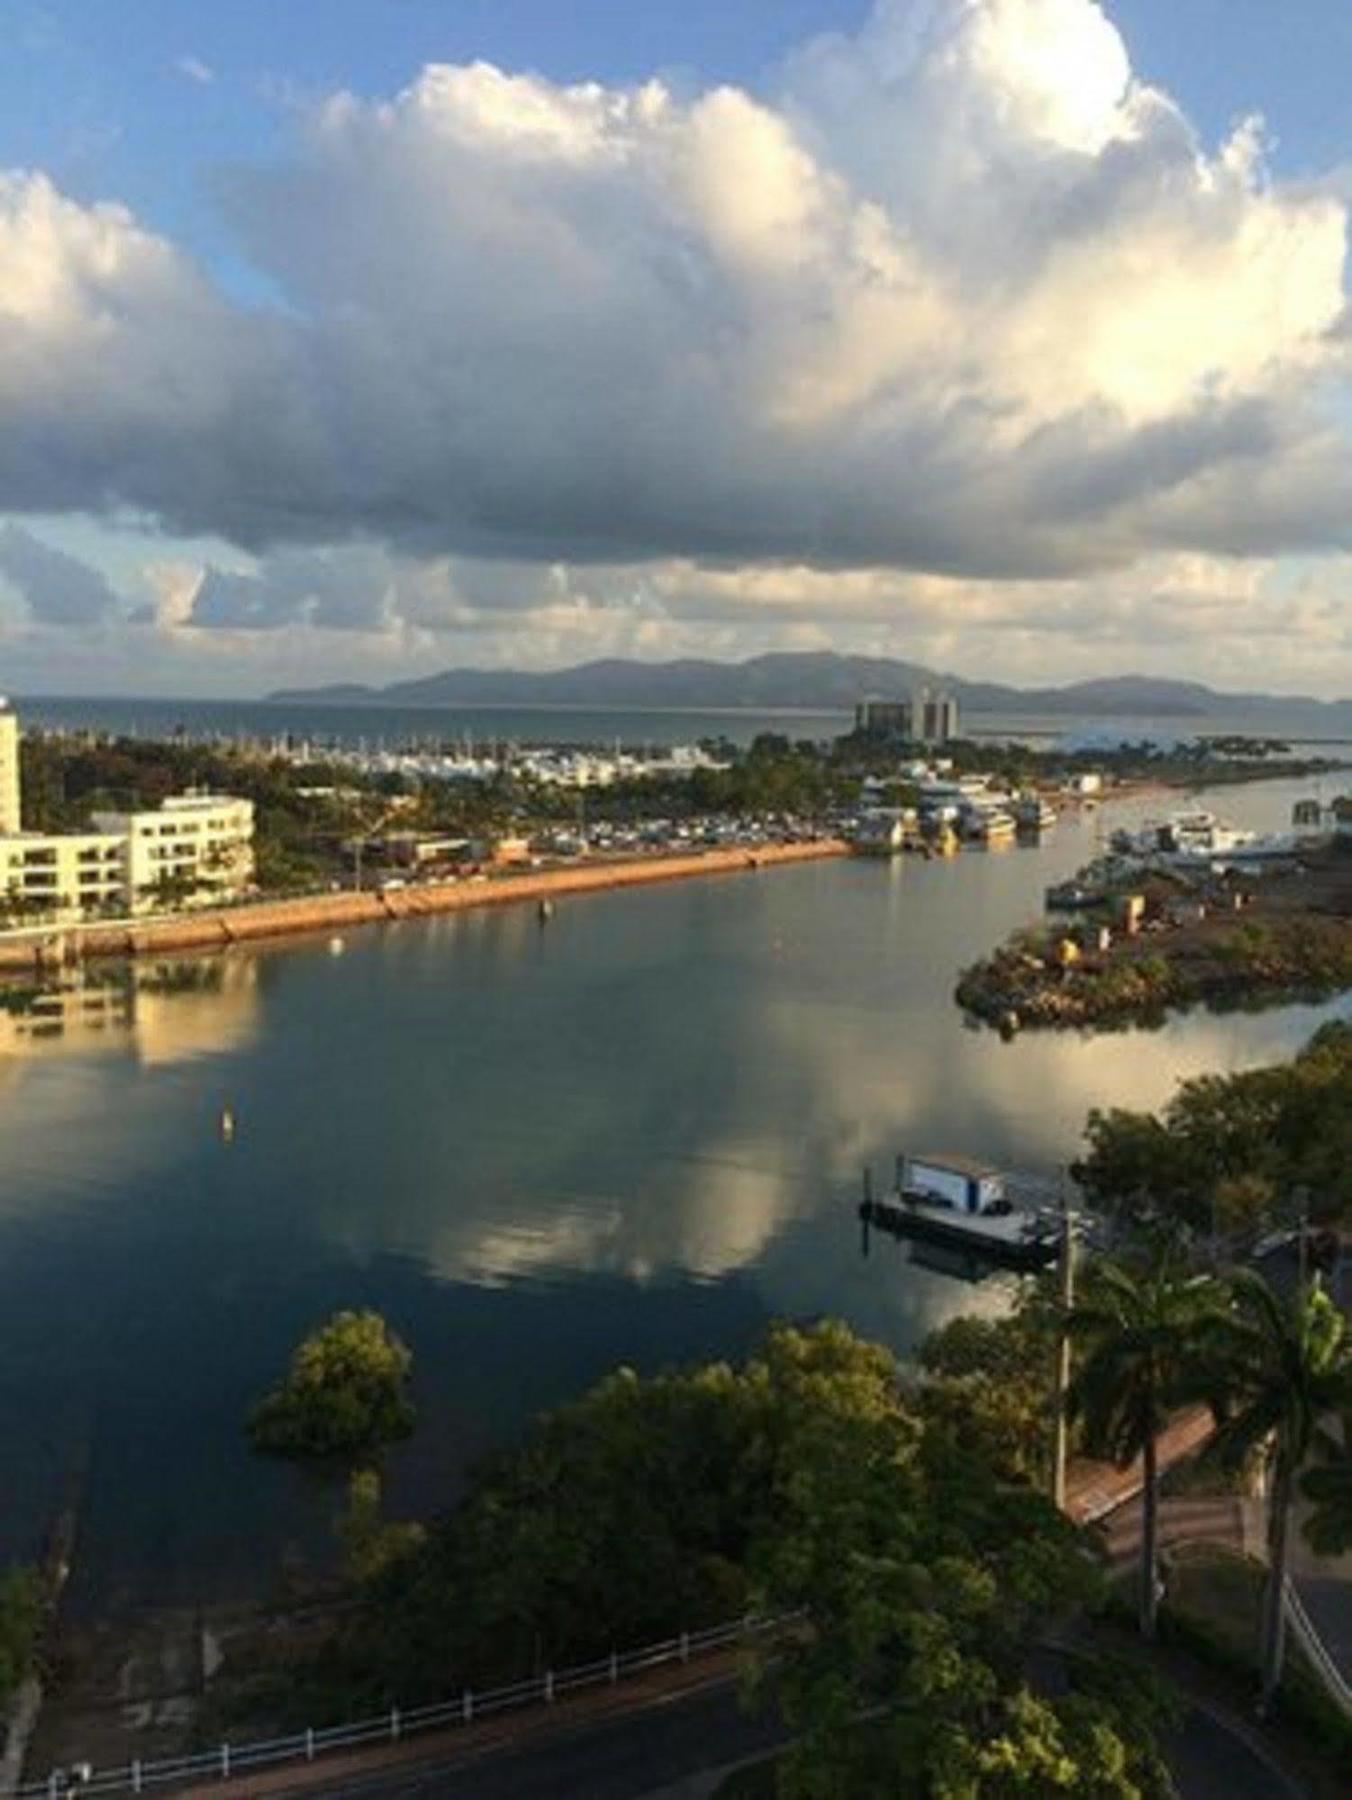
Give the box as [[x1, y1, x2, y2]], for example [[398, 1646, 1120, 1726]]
[[13, 692, 1352, 752]]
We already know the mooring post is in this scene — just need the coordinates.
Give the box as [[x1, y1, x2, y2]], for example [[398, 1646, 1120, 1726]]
[[305, 1727, 315, 1762], [609, 1650, 618, 1684], [544, 1669, 555, 1703]]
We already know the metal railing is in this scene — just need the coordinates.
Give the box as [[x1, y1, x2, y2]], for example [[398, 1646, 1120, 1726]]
[[17, 1613, 785, 1797], [1283, 1577, 1352, 1722]]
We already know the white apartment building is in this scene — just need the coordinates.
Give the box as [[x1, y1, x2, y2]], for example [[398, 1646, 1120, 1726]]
[[0, 705, 255, 925], [92, 793, 255, 913]]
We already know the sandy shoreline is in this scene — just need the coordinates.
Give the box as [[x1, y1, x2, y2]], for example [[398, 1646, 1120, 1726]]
[[0, 838, 849, 973]]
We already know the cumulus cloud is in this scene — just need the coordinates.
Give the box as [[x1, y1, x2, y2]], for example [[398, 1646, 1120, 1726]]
[[0, 0, 1348, 671], [0, 522, 120, 624]]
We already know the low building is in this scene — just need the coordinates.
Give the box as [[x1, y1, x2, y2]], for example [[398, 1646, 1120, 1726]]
[[0, 830, 127, 924], [378, 831, 473, 871], [91, 793, 255, 913]]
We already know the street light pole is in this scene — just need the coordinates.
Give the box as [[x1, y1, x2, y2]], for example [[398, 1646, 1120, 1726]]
[[1052, 1175, 1077, 1513]]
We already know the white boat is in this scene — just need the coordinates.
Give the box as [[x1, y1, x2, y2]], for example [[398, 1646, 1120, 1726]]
[[966, 808, 1016, 843]]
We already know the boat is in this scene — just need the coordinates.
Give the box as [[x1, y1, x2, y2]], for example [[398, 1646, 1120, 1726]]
[[860, 1154, 1061, 1271], [1014, 794, 1057, 832], [1045, 878, 1106, 911], [850, 811, 909, 856], [964, 806, 1017, 844]]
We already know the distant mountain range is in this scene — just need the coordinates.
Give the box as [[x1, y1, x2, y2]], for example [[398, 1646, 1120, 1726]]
[[269, 653, 1352, 727]]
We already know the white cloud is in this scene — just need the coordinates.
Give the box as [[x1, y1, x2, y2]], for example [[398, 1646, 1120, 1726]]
[[0, 1, 1348, 690], [175, 55, 214, 87]]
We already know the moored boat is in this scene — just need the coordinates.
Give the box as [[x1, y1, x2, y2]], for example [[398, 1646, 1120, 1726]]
[[860, 1153, 1061, 1271]]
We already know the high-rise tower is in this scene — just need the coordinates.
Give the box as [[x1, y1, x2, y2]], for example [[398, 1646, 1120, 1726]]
[[0, 700, 20, 835]]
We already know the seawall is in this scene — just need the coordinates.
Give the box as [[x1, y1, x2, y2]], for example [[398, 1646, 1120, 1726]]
[[0, 839, 848, 972]]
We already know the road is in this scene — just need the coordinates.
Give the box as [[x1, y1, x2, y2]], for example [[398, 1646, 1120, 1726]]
[[247, 1680, 784, 1799], [246, 1664, 1305, 1800]]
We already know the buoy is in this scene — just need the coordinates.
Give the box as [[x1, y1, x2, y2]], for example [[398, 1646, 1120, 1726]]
[[328, 936, 346, 956], [219, 1107, 235, 1142]]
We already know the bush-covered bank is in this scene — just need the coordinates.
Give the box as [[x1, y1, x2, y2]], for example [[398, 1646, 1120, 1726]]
[[956, 840, 1351, 1032], [235, 1319, 1173, 1797], [957, 909, 1352, 1030]]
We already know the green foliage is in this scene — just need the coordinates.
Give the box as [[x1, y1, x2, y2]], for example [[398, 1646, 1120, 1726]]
[[1300, 1409, 1352, 1558], [336, 1470, 426, 1584], [1076, 1022, 1352, 1234], [1067, 1248, 1225, 1638], [0, 1565, 43, 1705], [915, 1285, 1062, 1486], [1196, 1273, 1352, 1706], [249, 1311, 415, 1461]]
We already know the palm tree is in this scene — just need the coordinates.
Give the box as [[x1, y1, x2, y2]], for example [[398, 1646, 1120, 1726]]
[[1199, 1272, 1351, 1713], [1299, 1407, 1352, 1558], [1066, 1249, 1221, 1639]]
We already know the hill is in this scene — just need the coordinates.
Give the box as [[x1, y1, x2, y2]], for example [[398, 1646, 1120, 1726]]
[[268, 654, 1352, 726]]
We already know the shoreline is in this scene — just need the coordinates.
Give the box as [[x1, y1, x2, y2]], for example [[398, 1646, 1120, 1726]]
[[0, 839, 849, 974]]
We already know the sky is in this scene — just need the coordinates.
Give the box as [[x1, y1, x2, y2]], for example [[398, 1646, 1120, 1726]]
[[0, 0, 1350, 699]]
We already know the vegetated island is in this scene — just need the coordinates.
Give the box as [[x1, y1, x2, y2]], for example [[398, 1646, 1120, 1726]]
[[956, 836, 1352, 1032]]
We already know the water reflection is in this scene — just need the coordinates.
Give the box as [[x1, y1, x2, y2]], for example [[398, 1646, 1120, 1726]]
[[0, 775, 1344, 1605], [0, 959, 259, 1068]]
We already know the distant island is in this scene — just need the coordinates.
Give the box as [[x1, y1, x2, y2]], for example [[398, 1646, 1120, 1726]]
[[268, 652, 1352, 728]]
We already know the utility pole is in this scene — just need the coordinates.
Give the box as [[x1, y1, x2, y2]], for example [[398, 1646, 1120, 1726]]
[[1294, 1184, 1310, 1287], [1052, 1174, 1077, 1513]]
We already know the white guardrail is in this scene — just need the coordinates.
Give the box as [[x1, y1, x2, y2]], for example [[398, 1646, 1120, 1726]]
[[17, 1614, 786, 1798], [1283, 1578, 1352, 1722]]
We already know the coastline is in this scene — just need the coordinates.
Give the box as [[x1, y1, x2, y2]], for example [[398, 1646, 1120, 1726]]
[[0, 838, 848, 973]]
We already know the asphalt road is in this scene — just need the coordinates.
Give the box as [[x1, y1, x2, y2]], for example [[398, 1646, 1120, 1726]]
[[277, 1673, 1305, 1800], [268, 1681, 783, 1799]]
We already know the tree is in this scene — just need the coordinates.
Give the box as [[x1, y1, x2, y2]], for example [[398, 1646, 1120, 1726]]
[[1066, 1249, 1220, 1640], [0, 1565, 43, 1706], [334, 1317, 1164, 1800], [249, 1311, 416, 1461], [1199, 1273, 1352, 1711], [916, 1282, 1063, 1487], [1076, 1025, 1352, 1239], [1300, 1409, 1352, 1558], [336, 1469, 425, 1584]]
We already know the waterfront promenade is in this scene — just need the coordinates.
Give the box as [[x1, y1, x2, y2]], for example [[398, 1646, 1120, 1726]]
[[0, 839, 847, 973]]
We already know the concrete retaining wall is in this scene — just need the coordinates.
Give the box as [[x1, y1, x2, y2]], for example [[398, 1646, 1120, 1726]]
[[0, 840, 847, 972]]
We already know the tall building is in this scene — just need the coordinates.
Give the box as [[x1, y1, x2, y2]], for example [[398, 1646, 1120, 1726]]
[[854, 698, 914, 739], [914, 687, 959, 745], [0, 699, 20, 835]]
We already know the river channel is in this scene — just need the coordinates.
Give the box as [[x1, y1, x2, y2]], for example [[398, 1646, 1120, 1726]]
[[0, 774, 1345, 1613]]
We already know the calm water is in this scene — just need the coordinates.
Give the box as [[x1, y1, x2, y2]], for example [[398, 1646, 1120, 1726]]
[[15, 693, 1352, 751], [0, 776, 1344, 1614]]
